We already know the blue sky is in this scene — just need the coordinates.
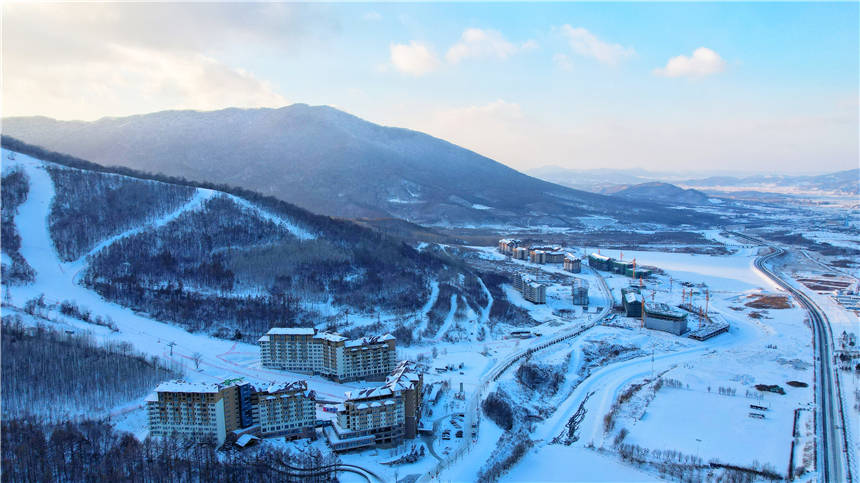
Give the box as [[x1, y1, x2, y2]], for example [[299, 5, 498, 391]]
[[3, 2, 858, 174]]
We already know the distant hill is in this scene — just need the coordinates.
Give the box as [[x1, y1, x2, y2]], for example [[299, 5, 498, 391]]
[[526, 165, 659, 192], [603, 182, 712, 205], [680, 169, 859, 195], [3, 105, 714, 228]]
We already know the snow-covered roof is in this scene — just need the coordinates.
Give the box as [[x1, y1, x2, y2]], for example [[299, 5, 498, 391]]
[[314, 331, 347, 343], [625, 292, 641, 304], [155, 380, 224, 394], [345, 334, 395, 348], [255, 380, 309, 396], [236, 434, 259, 447], [266, 327, 315, 336], [645, 303, 687, 320], [572, 278, 589, 289], [564, 253, 580, 261], [590, 253, 610, 261]]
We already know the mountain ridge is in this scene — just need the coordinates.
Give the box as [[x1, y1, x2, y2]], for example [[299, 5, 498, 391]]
[[3, 104, 715, 228]]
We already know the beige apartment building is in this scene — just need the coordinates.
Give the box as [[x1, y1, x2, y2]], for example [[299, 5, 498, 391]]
[[148, 378, 316, 445], [259, 328, 396, 382], [146, 380, 247, 445], [325, 361, 423, 452], [252, 380, 316, 440]]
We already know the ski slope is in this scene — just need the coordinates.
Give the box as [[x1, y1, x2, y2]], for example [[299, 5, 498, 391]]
[[3, 151, 361, 421]]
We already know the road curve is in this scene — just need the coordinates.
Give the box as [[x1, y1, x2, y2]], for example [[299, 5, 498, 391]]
[[753, 244, 852, 483]]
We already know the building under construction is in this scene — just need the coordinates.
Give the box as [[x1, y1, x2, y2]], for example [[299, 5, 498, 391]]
[[620, 287, 643, 317], [572, 278, 589, 305], [588, 252, 654, 279], [644, 303, 688, 335], [588, 253, 612, 271]]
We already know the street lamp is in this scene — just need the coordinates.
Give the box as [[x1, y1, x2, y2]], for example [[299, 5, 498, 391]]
[[696, 438, 702, 463]]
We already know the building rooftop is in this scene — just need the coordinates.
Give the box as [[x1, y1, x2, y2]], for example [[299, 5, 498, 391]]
[[590, 253, 610, 261], [155, 380, 225, 394], [314, 331, 347, 343], [255, 380, 309, 395], [345, 334, 395, 348], [645, 303, 688, 320], [345, 360, 421, 401], [266, 327, 316, 336]]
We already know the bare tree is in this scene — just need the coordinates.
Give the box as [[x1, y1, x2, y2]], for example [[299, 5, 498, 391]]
[[191, 352, 202, 370]]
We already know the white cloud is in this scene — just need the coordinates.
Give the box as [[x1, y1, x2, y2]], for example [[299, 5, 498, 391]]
[[559, 25, 634, 66], [553, 53, 574, 72], [3, 44, 288, 120], [1, 3, 329, 120], [445, 28, 537, 64], [362, 11, 381, 21], [654, 47, 726, 78], [389, 41, 441, 76]]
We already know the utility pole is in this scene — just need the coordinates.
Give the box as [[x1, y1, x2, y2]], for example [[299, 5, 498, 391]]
[[167, 341, 176, 356]]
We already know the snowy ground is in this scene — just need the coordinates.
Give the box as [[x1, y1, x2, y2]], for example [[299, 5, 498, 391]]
[[440, 242, 816, 481]]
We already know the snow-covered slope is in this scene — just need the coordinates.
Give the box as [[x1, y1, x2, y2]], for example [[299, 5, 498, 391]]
[[0, 147, 488, 344]]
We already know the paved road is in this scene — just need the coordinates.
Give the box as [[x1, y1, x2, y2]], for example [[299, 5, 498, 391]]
[[753, 243, 852, 483]]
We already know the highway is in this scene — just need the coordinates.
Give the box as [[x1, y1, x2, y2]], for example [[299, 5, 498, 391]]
[[421, 266, 613, 481], [752, 242, 852, 483]]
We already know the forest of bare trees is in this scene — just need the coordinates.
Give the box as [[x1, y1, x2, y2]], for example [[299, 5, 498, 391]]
[[46, 166, 196, 261], [1, 418, 340, 483], [1, 318, 180, 421], [1, 167, 35, 284]]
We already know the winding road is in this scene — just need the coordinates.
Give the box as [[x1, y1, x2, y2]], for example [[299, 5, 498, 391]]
[[421, 266, 614, 481], [753, 244, 852, 483]]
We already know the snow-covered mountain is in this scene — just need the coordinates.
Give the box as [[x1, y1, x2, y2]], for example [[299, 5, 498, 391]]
[[0, 142, 503, 344], [2, 106, 714, 228]]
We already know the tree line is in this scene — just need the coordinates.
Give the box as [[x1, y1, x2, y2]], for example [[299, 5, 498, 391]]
[[1, 417, 340, 483]]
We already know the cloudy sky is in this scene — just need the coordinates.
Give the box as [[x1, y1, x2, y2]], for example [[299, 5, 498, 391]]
[[3, 2, 858, 175]]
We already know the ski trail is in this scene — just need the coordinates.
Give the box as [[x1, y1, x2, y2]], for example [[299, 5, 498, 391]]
[[434, 294, 459, 341], [70, 188, 217, 267], [477, 276, 493, 325], [415, 280, 440, 334], [228, 195, 317, 240]]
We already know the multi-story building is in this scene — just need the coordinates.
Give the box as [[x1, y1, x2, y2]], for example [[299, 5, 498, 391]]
[[325, 361, 422, 452], [148, 378, 318, 445], [259, 328, 396, 382], [572, 278, 589, 305], [545, 250, 565, 264], [146, 380, 252, 445], [498, 239, 521, 255], [522, 280, 547, 304], [251, 380, 316, 440], [512, 247, 529, 260], [563, 254, 582, 273], [529, 249, 546, 264]]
